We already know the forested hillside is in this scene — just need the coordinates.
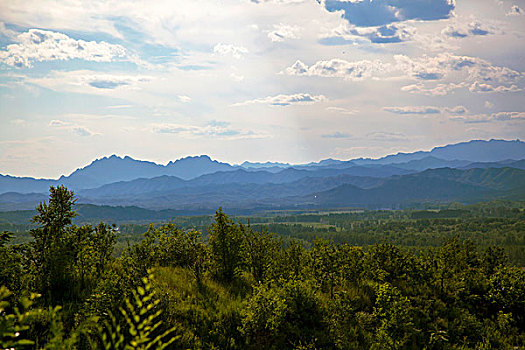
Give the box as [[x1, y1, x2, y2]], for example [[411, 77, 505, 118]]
[[1, 186, 524, 349]]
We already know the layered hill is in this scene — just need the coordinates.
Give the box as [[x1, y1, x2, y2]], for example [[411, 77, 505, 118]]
[[2, 167, 523, 212], [0, 139, 524, 212], [352, 139, 525, 165], [310, 167, 525, 208]]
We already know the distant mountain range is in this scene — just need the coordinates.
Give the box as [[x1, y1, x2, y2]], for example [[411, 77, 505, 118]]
[[0, 139, 524, 212], [0, 154, 235, 193], [352, 139, 525, 165], [309, 167, 525, 209]]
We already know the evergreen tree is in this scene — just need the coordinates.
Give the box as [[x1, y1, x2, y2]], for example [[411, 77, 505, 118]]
[[30, 185, 77, 303], [209, 208, 243, 283]]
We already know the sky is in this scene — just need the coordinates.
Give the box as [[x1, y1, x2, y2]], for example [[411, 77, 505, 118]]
[[0, 0, 524, 178]]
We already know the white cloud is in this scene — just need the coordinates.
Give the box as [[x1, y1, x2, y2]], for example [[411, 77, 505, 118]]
[[441, 25, 468, 39], [367, 131, 407, 141], [0, 1, 257, 50], [392, 54, 524, 97], [152, 121, 263, 139], [394, 53, 522, 84], [360, 23, 416, 43], [469, 81, 522, 93], [451, 112, 525, 123], [232, 93, 327, 106], [284, 53, 523, 91], [506, 5, 523, 16], [267, 23, 302, 42], [484, 101, 494, 109], [213, 43, 248, 59], [49, 119, 71, 127], [73, 127, 95, 137], [326, 106, 357, 115], [178, 95, 192, 103], [450, 114, 491, 123], [492, 112, 525, 121], [284, 59, 387, 81], [441, 21, 495, 38], [447, 106, 468, 114], [0, 29, 128, 68], [401, 83, 466, 96], [384, 105, 468, 115], [397, 54, 524, 95], [383, 106, 442, 115], [49, 119, 96, 136], [25, 70, 152, 95], [321, 22, 416, 44]]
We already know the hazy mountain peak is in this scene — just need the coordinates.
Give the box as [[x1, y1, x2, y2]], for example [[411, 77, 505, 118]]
[[429, 139, 525, 162], [241, 161, 291, 168], [96, 154, 121, 161], [352, 139, 525, 165], [167, 155, 216, 165], [184, 155, 212, 161], [54, 154, 235, 189]]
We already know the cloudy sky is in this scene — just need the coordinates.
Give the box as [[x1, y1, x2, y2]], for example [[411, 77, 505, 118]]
[[1, 0, 524, 178]]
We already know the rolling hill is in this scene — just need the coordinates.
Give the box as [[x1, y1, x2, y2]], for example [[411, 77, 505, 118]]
[[2, 167, 523, 212], [310, 167, 525, 208]]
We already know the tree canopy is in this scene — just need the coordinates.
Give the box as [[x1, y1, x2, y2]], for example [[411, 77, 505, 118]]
[[1, 186, 524, 349]]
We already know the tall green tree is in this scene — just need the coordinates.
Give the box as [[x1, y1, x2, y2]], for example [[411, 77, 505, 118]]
[[208, 208, 243, 283], [241, 225, 280, 283], [0, 231, 22, 294], [30, 185, 77, 303], [29, 186, 117, 305]]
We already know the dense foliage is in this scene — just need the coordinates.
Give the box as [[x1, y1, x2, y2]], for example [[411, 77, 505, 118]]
[[1, 186, 524, 349]]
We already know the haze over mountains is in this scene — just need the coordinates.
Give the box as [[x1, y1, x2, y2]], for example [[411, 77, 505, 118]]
[[1, 139, 524, 212]]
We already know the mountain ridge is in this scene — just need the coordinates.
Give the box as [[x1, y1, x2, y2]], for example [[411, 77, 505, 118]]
[[352, 139, 524, 165], [2, 167, 523, 211], [1, 139, 524, 195], [309, 167, 525, 209]]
